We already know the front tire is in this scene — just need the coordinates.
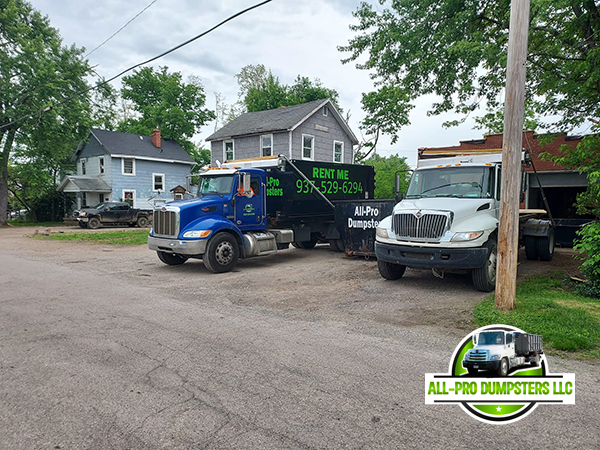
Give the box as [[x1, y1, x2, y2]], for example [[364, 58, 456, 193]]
[[497, 358, 509, 377], [88, 217, 100, 229], [157, 251, 188, 266], [472, 238, 497, 292], [78, 221, 87, 229], [203, 233, 239, 273], [378, 260, 406, 280]]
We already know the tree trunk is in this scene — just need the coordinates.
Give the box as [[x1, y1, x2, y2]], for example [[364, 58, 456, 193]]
[[0, 128, 16, 226]]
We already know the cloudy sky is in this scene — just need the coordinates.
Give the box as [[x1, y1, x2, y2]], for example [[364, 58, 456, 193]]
[[29, 0, 488, 166]]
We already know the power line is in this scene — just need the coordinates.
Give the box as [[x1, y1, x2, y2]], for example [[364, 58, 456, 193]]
[[85, 0, 160, 58], [1, 0, 273, 132]]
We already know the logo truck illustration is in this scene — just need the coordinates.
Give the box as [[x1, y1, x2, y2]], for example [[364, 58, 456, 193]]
[[462, 330, 544, 376]]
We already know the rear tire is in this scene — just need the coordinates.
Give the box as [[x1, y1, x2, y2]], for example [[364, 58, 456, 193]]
[[377, 260, 406, 280], [472, 238, 497, 292], [295, 235, 318, 249], [157, 251, 188, 266], [203, 233, 239, 273], [524, 235, 539, 260], [329, 239, 345, 252], [88, 217, 100, 229], [137, 216, 149, 228], [537, 229, 555, 261]]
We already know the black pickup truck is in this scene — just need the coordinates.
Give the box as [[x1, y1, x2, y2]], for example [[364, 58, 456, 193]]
[[73, 202, 152, 229]]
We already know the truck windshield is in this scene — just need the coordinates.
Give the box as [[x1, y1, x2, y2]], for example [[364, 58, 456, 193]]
[[478, 332, 504, 345], [406, 167, 492, 199], [198, 175, 234, 196]]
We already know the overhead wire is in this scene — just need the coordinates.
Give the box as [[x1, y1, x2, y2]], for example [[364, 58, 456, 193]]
[[0, 0, 273, 132], [85, 0, 160, 58]]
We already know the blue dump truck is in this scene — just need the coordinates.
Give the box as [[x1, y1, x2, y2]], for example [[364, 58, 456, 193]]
[[148, 156, 375, 272]]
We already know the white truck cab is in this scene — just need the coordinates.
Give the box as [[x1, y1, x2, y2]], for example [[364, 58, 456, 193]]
[[375, 153, 554, 291]]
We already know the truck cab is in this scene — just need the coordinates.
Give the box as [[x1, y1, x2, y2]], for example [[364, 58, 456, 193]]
[[375, 153, 554, 291]]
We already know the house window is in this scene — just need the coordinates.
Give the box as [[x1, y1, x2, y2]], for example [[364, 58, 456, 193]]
[[322, 106, 328, 117], [224, 141, 234, 161], [333, 141, 344, 163], [81, 159, 86, 175], [261, 135, 272, 157], [99, 193, 105, 203], [302, 135, 314, 160], [99, 156, 105, 174], [122, 158, 135, 175], [81, 192, 87, 207], [175, 193, 184, 200], [153, 173, 165, 192], [122, 190, 135, 207]]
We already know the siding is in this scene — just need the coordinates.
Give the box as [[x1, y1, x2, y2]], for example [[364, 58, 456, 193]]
[[292, 110, 353, 163], [210, 131, 290, 165], [111, 157, 192, 209]]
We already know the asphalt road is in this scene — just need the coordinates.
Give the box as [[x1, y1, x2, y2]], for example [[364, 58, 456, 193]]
[[0, 227, 598, 449]]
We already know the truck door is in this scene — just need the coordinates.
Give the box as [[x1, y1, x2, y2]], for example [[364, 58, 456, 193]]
[[102, 204, 120, 223], [506, 333, 516, 360], [234, 175, 266, 230]]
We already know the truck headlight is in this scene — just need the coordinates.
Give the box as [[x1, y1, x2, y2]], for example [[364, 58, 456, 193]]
[[376, 227, 389, 239], [182, 230, 212, 238], [464, 352, 470, 361], [490, 355, 500, 361], [451, 231, 483, 242], [79, 212, 87, 217]]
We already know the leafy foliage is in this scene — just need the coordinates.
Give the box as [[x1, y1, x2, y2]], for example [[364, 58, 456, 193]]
[[339, 0, 600, 140], [234, 64, 342, 114], [361, 154, 410, 199], [0, 0, 91, 224], [116, 66, 215, 153]]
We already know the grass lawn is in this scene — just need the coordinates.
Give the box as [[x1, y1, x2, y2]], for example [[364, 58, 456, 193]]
[[475, 272, 600, 358], [31, 229, 149, 245]]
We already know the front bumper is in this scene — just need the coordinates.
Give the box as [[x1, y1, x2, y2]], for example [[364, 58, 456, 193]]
[[462, 360, 500, 371], [75, 217, 89, 223], [148, 235, 207, 256], [375, 241, 487, 269]]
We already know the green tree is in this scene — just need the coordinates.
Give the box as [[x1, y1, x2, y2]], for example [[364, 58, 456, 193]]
[[116, 66, 215, 153], [0, 0, 91, 225], [361, 154, 410, 199], [339, 0, 600, 140], [234, 64, 343, 113]]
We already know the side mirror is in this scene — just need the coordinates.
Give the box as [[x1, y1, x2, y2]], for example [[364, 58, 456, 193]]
[[472, 334, 478, 345], [394, 173, 401, 196], [242, 173, 253, 198], [395, 192, 404, 203]]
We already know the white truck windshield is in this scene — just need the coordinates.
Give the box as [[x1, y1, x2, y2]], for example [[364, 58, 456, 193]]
[[406, 167, 492, 199], [478, 331, 505, 345], [198, 175, 234, 195]]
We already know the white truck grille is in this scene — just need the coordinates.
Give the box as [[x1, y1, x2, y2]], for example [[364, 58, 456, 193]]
[[468, 350, 488, 362], [153, 210, 178, 237], [393, 212, 449, 241]]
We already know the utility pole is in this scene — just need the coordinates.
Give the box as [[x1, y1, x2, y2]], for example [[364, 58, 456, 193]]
[[496, 0, 531, 310]]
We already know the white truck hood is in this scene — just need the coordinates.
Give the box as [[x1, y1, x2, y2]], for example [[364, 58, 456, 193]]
[[471, 345, 504, 354]]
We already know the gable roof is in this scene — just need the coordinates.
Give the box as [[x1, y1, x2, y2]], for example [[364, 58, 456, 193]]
[[78, 129, 194, 164], [57, 176, 111, 193], [205, 99, 358, 144]]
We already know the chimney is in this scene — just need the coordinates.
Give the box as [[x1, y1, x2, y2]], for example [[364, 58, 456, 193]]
[[151, 129, 161, 148]]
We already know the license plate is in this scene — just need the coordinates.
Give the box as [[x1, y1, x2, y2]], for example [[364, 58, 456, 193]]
[[473, 365, 479, 369]]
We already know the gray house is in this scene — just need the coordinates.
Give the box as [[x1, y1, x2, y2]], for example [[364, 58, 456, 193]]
[[58, 129, 194, 210], [205, 99, 358, 165]]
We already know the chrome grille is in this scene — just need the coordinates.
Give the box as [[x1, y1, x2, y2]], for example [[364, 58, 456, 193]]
[[393, 213, 449, 241], [153, 210, 178, 237], [468, 350, 488, 362]]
